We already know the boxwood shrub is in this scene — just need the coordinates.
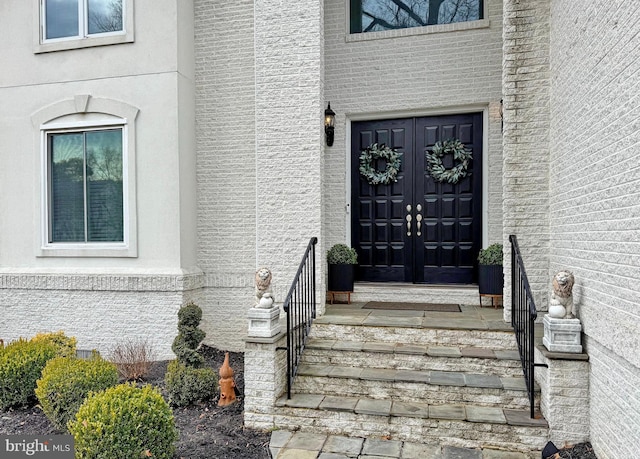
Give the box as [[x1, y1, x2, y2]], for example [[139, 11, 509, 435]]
[[0, 338, 58, 410], [35, 356, 118, 431], [68, 383, 177, 459], [165, 359, 217, 407]]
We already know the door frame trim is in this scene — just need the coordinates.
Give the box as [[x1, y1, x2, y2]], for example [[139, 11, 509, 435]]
[[344, 104, 490, 250]]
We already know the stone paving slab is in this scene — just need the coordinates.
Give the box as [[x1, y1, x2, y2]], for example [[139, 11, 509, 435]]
[[460, 347, 497, 359], [298, 363, 332, 377], [504, 409, 549, 427], [282, 393, 325, 409], [362, 341, 397, 353], [394, 369, 431, 383], [465, 405, 507, 424], [391, 400, 430, 418], [330, 365, 363, 379], [277, 448, 319, 459], [465, 373, 503, 388], [429, 404, 466, 420], [430, 370, 465, 386], [427, 346, 463, 357], [285, 431, 328, 450], [323, 435, 364, 456], [494, 350, 521, 360], [361, 367, 397, 381], [332, 341, 364, 351], [308, 339, 337, 349], [401, 442, 442, 459], [320, 395, 359, 413], [318, 453, 350, 459], [394, 343, 428, 354], [482, 449, 529, 458], [500, 377, 528, 391], [355, 398, 392, 416], [443, 445, 482, 459], [362, 438, 403, 457], [364, 315, 424, 328]]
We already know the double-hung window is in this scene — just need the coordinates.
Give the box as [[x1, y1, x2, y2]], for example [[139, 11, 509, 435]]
[[350, 0, 484, 34], [47, 127, 124, 244], [37, 0, 133, 52]]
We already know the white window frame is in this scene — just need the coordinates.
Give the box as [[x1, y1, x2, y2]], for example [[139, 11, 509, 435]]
[[34, 0, 134, 54], [32, 96, 138, 257]]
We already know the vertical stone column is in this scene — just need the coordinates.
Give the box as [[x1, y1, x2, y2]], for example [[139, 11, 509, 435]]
[[243, 334, 288, 429], [253, 0, 325, 302], [534, 346, 590, 445], [502, 0, 551, 321]]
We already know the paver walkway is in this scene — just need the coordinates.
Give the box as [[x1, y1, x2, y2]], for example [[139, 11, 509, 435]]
[[269, 431, 533, 459]]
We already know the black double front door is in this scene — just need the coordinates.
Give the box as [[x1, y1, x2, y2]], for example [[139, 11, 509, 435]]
[[351, 113, 482, 284]]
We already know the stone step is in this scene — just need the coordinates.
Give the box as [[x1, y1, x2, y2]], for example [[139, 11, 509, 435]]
[[351, 282, 484, 306], [310, 320, 517, 350], [274, 393, 548, 455], [304, 338, 524, 377], [293, 363, 537, 410]]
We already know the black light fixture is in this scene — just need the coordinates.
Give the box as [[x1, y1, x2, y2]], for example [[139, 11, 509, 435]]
[[324, 103, 335, 146]]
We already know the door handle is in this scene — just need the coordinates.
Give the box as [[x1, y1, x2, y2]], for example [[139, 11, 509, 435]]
[[406, 204, 412, 236], [416, 204, 422, 236]]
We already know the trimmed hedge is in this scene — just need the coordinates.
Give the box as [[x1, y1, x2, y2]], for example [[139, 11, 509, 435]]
[[69, 383, 177, 459], [35, 356, 118, 431], [164, 359, 217, 407]]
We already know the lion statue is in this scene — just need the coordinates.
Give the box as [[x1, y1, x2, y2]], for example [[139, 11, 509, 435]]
[[254, 267, 274, 309], [548, 270, 575, 319]]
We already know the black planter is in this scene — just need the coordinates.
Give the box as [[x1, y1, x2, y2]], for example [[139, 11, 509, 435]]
[[478, 264, 504, 295], [327, 264, 355, 292]]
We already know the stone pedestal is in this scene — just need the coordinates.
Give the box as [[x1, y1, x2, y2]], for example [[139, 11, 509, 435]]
[[247, 306, 281, 338], [543, 315, 582, 353]]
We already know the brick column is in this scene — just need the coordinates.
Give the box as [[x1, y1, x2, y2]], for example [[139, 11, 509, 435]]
[[534, 345, 590, 445], [243, 333, 288, 429]]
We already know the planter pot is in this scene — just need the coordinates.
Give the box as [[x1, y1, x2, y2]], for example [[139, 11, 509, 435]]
[[327, 264, 355, 292], [478, 265, 504, 295]]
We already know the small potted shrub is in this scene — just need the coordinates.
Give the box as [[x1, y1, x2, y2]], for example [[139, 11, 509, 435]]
[[327, 244, 358, 292], [478, 243, 504, 295]]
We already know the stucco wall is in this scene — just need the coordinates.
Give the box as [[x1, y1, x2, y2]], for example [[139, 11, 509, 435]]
[[323, 0, 504, 258], [0, 0, 198, 359], [547, 2, 640, 457]]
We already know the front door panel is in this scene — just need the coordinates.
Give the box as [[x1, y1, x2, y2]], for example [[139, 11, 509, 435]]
[[351, 113, 482, 284]]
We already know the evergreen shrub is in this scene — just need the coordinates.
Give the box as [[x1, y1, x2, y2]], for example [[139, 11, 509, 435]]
[[0, 338, 58, 410], [164, 359, 217, 407], [68, 383, 178, 459], [35, 356, 118, 431]]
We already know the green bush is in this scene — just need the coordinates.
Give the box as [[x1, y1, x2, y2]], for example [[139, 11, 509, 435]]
[[172, 302, 206, 368], [35, 356, 118, 431], [69, 383, 178, 459], [0, 338, 58, 410], [31, 331, 77, 358], [478, 243, 504, 265], [327, 244, 358, 264], [164, 359, 217, 407]]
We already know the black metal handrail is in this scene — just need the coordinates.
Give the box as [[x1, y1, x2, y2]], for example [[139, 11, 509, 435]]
[[509, 234, 545, 418], [282, 237, 318, 399]]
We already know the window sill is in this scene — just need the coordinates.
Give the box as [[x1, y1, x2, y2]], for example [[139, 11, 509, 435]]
[[34, 32, 133, 54], [347, 19, 491, 43], [37, 244, 137, 258]]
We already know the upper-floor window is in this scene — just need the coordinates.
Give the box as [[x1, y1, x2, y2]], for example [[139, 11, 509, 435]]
[[43, 0, 124, 41], [350, 0, 484, 34], [36, 0, 133, 53]]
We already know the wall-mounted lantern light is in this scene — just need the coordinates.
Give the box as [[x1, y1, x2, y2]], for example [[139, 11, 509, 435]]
[[324, 103, 335, 147]]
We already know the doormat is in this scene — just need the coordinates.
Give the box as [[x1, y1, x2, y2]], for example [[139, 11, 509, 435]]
[[363, 302, 461, 312]]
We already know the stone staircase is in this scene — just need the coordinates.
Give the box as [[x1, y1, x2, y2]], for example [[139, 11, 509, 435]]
[[273, 301, 549, 456]]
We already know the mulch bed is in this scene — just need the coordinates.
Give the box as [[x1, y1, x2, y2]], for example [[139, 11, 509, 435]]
[[553, 442, 598, 459], [0, 346, 271, 459]]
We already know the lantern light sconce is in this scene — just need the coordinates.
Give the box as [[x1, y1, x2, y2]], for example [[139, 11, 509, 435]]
[[324, 103, 335, 147]]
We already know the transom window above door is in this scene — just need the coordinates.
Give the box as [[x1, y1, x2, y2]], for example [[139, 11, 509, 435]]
[[350, 0, 484, 34]]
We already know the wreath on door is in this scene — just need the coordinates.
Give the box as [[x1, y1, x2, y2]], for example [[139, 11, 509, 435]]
[[426, 139, 472, 184], [359, 143, 402, 185]]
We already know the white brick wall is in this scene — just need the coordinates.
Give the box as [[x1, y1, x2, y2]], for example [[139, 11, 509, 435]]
[[502, 0, 551, 320], [323, 0, 505, 258], [0, 273, 203, 359], [545, 2, 640, 456], [586, 338, 640, 459]]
